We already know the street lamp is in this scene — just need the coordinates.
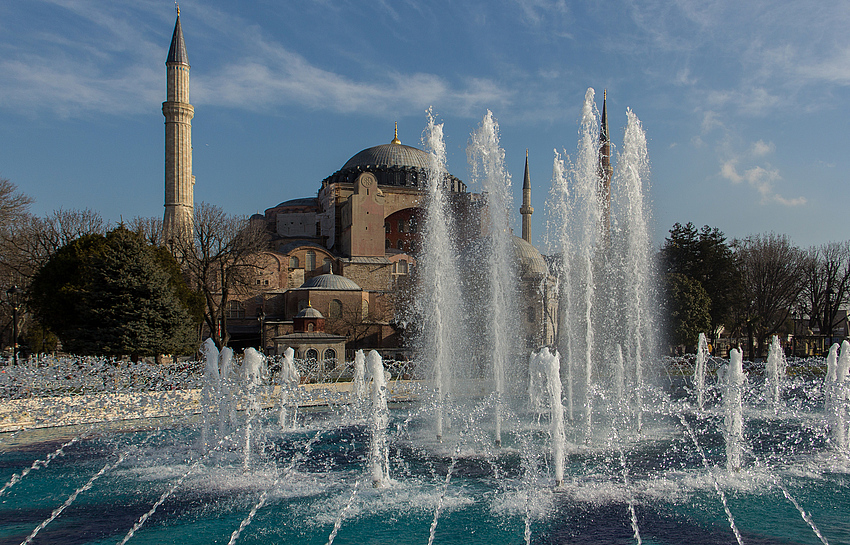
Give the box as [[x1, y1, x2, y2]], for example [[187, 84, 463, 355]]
[[791, 310, 798, 357], [257, 308, 266, 354], [826, 288, 835, 350], [5, 285, 21, 365]]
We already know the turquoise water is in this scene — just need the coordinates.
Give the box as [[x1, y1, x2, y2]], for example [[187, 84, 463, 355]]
[[1, 405, 849, 544]]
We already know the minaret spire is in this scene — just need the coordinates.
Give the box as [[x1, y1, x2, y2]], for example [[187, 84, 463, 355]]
[[598, 90, 613, 239], [391, 122, 401, 145], [163, 10, 194, 247], [520, 149, 534, 243]]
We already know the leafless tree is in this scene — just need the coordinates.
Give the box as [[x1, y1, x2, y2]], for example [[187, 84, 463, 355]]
[[800, 241, 850, 345], [172, 202, 269, 348], [0, 178, 33, 232], [733, 233, 805, 357], [129, 216, 164, 246], [326, 297, 391, 351], [0, 208, 106, 282]]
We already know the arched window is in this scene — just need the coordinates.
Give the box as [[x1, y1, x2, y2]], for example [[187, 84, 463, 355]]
[[398, 259, 408, 274], [323, 349, 337, 369], [386, 239, 391, 249], [323, 257, 333, 272], [306, 251, 316, 271], [397, 240, 404, 250], [409, 217, 417, 233], [385, 222, 391, 233], [362, 299, 369, 319], [329, 299, 342, 319], [398, 220, 405, 233], [307, 323, 314, 332], [305, 348, 318, 362], [289, 256, 299, 268]]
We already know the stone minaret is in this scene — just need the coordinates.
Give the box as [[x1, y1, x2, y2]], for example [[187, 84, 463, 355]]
[[520, 150, 534, 243], [598, 90, 613, 238], [162, 10, 194, 246]]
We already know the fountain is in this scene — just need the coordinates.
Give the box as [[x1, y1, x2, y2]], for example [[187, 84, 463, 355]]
[[2, 94, 850, 544]]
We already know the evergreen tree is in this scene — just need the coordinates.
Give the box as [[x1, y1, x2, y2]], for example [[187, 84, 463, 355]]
[[30, 227, 198, 357], [662, 272, 712, 351], [660, 222, 741, 342]]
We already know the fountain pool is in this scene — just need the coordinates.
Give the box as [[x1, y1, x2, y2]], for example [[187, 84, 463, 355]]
[[1, 357, 850, 545]]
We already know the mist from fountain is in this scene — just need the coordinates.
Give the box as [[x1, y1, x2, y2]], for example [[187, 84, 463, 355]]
[[695, 333, 709, 409], [278, 347, 299, 429], [467, 110, 520, 446], [765, 335, 787, 410], [723, 347, 747, 471], [419, 109, 466, 441]]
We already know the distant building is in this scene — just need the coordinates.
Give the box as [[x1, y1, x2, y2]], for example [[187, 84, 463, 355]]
[[162, 14, 557, 360]]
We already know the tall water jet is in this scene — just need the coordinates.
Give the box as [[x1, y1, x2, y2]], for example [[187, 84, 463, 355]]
[[419, 109, 465, 441], [366, 350, 390, 487], [570, 88, 603, 441], [533, 348, 566, 486], [218, 346, 236, 438], [695, 333, 709, 410], [352, 350, 368, 415], [547, 152, 575, 420], [200, 338, 221, 449], [241, 348, 265, 471], [612, 108, 653, 429], [765, 335, 786, 410], [828, 341, 850, 451], [278, 347, 300, 429], [467, 110, 519, 447], [723, 348, 746, 471]]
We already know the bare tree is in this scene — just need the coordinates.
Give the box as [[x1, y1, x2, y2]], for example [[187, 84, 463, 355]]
[[0, 178, 33, 232], [129, 216, 164, 246], [734, 233, 805, 357], [0, 208, 106, 282], [173, 202, 269, 348], [801, 241, 850, 346]]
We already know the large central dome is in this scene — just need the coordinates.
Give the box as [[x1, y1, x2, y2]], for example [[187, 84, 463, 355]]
[[342, 143, 430, 171], [321, 127, 466, 193]]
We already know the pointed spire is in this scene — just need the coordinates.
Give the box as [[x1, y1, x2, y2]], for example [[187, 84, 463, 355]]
[[391, 122, 402, 145], [520, 149, 534, 243], [523, 149, 531, 190], [167, 12, 189, 65], [600, 89, 609, 143]]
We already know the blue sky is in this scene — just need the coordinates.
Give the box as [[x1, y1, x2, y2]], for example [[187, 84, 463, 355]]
[[1, 0, 848, 250]]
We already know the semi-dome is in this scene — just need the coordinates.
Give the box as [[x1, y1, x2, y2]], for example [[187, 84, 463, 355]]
[[295, 305, 324, 319], [342, 143, 430, 171], [298, 274, 361, 290], [512, 236, 549, 277]]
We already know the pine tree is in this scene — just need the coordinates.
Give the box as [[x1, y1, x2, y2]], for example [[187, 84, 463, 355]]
[[30, 227, 198, 357]]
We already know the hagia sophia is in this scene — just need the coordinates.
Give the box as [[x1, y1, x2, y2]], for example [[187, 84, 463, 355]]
[[162, 14, 558, 364]]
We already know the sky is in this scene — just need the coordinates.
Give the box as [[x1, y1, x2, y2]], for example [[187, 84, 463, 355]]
[[1, 0, 848, 251]]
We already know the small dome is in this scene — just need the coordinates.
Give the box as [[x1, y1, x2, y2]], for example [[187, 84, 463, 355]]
[[299, 274, 361, 290], [296, 306, 324, 319], [342, 143, 430, 171], [512, 236, 549, 277]]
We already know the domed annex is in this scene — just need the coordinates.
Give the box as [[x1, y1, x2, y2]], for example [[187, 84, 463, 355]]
[[297, 274, 361, 291], [512, 236, 549, 278]]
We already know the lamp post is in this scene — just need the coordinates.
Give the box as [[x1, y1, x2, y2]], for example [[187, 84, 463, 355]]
[[6, 286, 21, 365], [826, 288, 835, 351], [258, 308, 266, 354], [791, 310, 799, 357]]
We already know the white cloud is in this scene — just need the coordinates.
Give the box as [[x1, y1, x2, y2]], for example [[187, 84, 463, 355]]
[[750, 140, 774, 157], [718, 142, 805, 207]]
